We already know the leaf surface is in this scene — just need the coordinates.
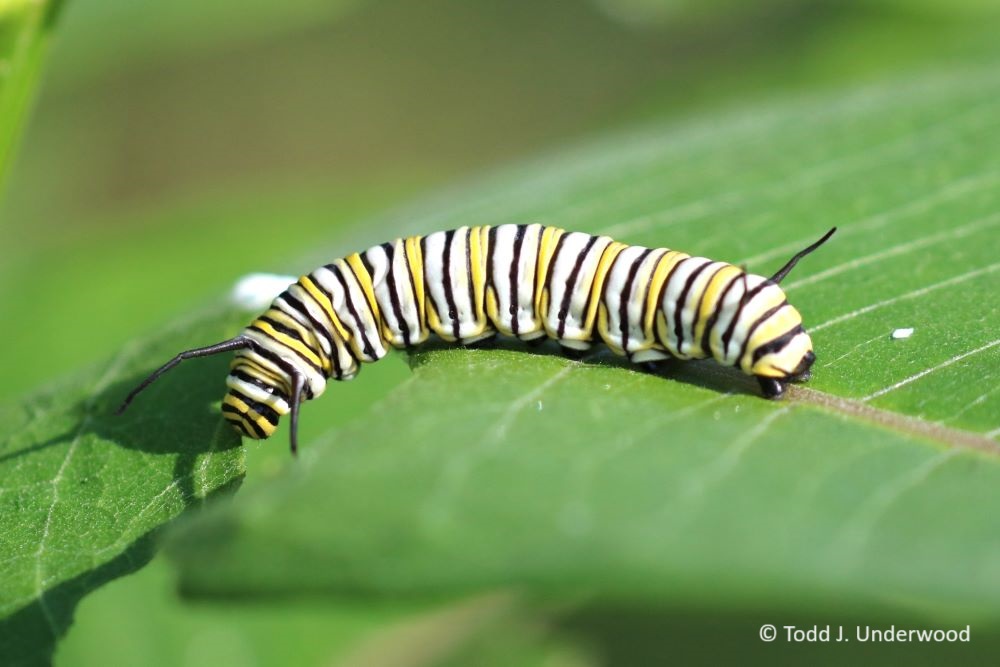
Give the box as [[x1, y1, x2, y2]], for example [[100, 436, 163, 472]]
[[166, 65, 1000, 620], [0, 312, 247, 665]]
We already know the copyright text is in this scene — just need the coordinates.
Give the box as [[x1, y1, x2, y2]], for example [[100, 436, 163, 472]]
[[758, 624, 971, 643]]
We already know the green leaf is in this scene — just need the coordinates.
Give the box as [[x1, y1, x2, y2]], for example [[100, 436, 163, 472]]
[[0, 310, 246, 666], [0, 0, 64, 185], [167, 63, 1000, 621], [55, 556, 432, 667]]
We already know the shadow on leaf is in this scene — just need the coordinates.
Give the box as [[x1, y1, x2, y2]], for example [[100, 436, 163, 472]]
[[407, 336, 764, 398]]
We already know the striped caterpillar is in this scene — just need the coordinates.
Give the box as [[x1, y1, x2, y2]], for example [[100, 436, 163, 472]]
[[118, 224, 835, 454]]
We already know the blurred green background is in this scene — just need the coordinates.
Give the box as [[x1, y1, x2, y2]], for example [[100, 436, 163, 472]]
[[2, 0, 999, 665]]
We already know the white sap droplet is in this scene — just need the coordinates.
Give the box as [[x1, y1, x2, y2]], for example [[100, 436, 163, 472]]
[[231, 273, 297, 310], [891, 327, 915, 340]]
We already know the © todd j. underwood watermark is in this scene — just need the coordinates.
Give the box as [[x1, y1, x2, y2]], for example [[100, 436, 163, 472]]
[[759, 624, 971, 643]]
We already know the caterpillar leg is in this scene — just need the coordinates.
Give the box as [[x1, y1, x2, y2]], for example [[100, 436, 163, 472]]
[[560, 345, 589, 360], [463, 333, 498, 349], [641, 359, 674, 374], [757, 377, 787, 399], [289, 371, 306, 457]]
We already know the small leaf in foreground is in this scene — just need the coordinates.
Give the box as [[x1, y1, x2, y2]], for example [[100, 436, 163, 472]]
[[0, 311, 247, 666]]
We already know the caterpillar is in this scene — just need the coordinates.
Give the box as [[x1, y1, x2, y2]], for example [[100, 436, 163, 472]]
[[117, 224, 835, 455]]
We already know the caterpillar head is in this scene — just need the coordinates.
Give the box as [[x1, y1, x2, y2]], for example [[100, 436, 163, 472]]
[[749, 324, 816, 382], [222, 361, 290, 440], [744, 227, 834, 387]]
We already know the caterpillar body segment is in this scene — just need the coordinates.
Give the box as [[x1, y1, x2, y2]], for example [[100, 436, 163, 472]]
[[118, 224, 835, 455]]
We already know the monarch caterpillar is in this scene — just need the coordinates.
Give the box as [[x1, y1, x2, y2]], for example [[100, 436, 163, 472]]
[[118, 224, 835, 455]]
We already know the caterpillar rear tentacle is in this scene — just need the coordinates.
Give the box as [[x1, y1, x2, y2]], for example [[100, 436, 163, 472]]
[[117, 225, 835, 456]]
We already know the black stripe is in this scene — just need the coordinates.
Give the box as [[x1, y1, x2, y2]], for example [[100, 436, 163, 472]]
[[619, 248, 654, 351], [720, 276, 766, 358], [281, 293, 335, 353], [636, 250, 664, 344], [509, 225, 527, 335], [328, 263, 376, 358], [441, 230, 461, 340], [579, 240, 612, 339], [751, 323, 803, 364], [229, 369, 281, 397], [542, 232, 569, 305], [738, 300, 789, 362], [359, 252, 376, 285], [224, 390, 277, 427], [258, 314, 305, 343], [251, 316, 324, 375], [355, 252, 382, 322], [280, 293, 340, 379], [380, 242, 410, 347], [297, 275, 351, 372], [222, 406, 265, 438], [403, 237, 422, 336], [557, 235, 599, 339], [672, 261, 711, 352], [228, 388, 280, 425], [699, 272, 743, 356], [242, 340, 310, 398], [223, 416, 253, 438], [653, 256, 691, 351], [598, 244, 630, 341], [304, 269, 355, 369], [486, 226, 498, 329], [530, 226, 545, 336], [688, 264, 728, 357], [222, 405, 267, 440]]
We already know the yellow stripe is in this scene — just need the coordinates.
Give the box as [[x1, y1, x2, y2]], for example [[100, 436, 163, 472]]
[[426, 297, 454, 341], [253, 320, 328, 371], [655, 311, 671, 352], [345, 254, 381, 320], [748, 304, 801, 346], [268, 308, 333, 368], [232, 354, 289, 392], [224, 411, 261, 438], [693, 264, 743, 344], [469, 225, 488, 322], [267, 308, 310, 340], [345, 253, 393, 345], [300, 276, 351, 341], [485, 286, 499, 325], [405, 235, 426, 326], [534, 225, 565, 314], [597, 303, 616, 353], [644, 250, 687, 333], [223, 394, 276, 435], [584, 241, 627, 331]]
